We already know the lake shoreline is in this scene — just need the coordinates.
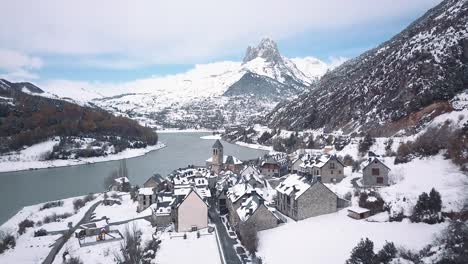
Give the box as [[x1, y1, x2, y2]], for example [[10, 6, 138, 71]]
[[0, 142, 167, 174]]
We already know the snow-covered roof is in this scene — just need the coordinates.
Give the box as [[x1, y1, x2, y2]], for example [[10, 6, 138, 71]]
[[276, 174, 311, 199], [362, 156, 390, 170], [240, 165, 261, 176], [236, 194, 261, 222], [347, 207, 370, 214], [138, 187, 155, 196], [114, 177, 129, 184], [261, 157, 278, 166], [206, 155, 243, 165], [80, 219, 108, 230]]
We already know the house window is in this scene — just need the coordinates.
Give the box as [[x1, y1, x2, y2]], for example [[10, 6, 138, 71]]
[[372, 168, 380, 176], [331, 170, 334, 174], [286, 196, 290, 205], [330, 163, 335, 169], [339, 170, 342, 174], [143, 199, 146, 206], [377, 177, 384, 184]]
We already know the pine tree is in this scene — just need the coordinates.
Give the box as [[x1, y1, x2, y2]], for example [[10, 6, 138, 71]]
[[429, 188, 442, 213], [346, 238, 376, 264], [376, 241, 397, 264]]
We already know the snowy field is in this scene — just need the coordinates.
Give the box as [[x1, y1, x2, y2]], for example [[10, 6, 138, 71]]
[[258, 209, 446, 264], [200, 134, 222, 140], [0, 194, 104, 263], [93, 194, 154, 223], [0, 141, 166, 173]]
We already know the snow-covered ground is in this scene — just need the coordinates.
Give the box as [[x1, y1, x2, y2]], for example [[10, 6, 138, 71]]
[[0, 141, 166, 173], [200, 134, 222, 140], [93, 194, 154, 223], [0, 194, 104, 263], [235, 141, 274, 152], [258, 209, 446, 264]]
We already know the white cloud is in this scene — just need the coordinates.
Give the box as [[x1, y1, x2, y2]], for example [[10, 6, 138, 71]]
[[0, 0, 442, 69], [0, 49, 43, 81], [0, 49, 43, 71], [328, 57, 349, 69]]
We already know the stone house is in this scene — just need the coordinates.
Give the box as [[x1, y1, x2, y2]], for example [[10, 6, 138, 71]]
[[137, 187, 157, 212], [172, 189, 208, 232], [362, 157, 390, 186], [276, 174, 338, 221], [260, 157, 280, 178], [236, 191, 280, 232], [300, 155, 346, 183], [143, 174, 165, 190], [110, 177, 131, 192]]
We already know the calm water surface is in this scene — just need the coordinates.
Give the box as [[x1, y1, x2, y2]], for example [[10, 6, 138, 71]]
[[0, 133, 267, 224]]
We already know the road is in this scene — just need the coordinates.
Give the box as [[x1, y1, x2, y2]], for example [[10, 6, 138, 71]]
[[208, 203, 242, 264], [42, 200, 102, 264]]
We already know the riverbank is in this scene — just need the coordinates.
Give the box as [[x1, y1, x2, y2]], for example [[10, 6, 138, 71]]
[[0, 142, 167, 173]]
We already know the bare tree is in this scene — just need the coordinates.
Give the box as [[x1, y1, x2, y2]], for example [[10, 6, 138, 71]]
[[114, 224, 143, 264]]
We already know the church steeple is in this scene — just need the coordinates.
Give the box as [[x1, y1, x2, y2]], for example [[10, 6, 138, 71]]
[[211, 139, 223, 173]]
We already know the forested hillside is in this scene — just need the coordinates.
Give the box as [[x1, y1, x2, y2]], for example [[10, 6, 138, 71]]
[[0, 79, 158, 154]]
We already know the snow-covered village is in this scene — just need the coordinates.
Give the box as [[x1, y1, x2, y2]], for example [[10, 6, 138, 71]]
[[0, 0, 467, 263]]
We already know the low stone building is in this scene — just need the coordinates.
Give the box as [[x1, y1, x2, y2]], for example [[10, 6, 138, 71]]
[[276, 174, 338, 221], [362, 157, 390, 186]]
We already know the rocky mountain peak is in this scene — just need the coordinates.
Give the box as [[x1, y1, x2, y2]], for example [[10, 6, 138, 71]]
[[243, 38, 283, 64]]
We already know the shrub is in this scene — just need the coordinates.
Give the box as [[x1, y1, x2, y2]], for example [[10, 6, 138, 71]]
[[346, 238, 376, 264], [73, 199, 85, 211], [435, 220, 468, 263], [65, 256, 84, 264], [34, 229, 47, 237], [358, 134, 375, 155], [358, 191, 385, 214], [43, 212, 73, 224], [83, 193, 95, 203], [142, 238, 161, 264], [40, 200, 64, 211], [18, 219, 35, 235], [344, 192, 353, 201], [257, 131, 272, 145], [0, 231, 16, 254], [343, 155, 354, 166], [352, 161, 361, 172], [411, 188, 443, 224]]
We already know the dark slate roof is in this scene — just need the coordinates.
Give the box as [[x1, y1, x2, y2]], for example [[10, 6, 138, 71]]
[[212, 139, 223, 149], [225, 155, 234, 165]]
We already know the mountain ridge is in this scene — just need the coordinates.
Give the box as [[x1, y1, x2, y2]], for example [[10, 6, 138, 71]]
[[266, 0, 468, 136]]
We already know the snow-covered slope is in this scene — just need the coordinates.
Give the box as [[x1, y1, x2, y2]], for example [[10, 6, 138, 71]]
[[267, 0, 468, 135]]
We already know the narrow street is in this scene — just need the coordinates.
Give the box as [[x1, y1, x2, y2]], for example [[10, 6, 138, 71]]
[[208, 202, 242, 264]]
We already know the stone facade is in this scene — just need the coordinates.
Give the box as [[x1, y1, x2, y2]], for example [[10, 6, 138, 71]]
[[362, 158, 390, 186], [175, 190, 208, 232], [211, 140, 224, 174], [315, 156, 345, 183], [137, 188, 157, 212], [277, 181, 338, 221], [241, 203, 278, 231]]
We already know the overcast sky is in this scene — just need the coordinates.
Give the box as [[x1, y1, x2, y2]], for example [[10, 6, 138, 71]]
[[0, 0, 442, 83]]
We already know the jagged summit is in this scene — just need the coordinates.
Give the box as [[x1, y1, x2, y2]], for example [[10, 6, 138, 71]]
[[243, 38, 283, 64]]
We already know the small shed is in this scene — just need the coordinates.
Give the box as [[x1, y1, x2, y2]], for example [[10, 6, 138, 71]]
[[347, 207, 371, 220]]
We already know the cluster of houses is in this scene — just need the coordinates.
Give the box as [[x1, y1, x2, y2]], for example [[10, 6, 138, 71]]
[[108, 139, 391, 235]]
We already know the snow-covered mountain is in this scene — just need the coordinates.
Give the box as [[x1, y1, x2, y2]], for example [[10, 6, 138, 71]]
[[40, 38, 330, 129], [267, 0, 468, 136]]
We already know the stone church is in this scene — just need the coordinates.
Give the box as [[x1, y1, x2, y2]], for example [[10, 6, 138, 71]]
[[206, 139, 243, 174]]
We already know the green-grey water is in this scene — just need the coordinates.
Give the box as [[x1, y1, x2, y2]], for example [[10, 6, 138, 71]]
[[0, 133, 267, 224]]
